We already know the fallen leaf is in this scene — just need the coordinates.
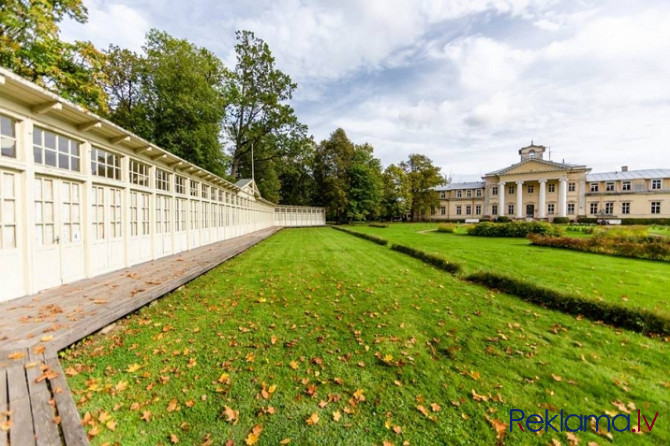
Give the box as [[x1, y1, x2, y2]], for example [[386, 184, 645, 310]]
[[306, 412, 320, 425], [333, 411, 342, 422], [141, 410, 152, 422], [170, 433, 180, 444], [223, 406, 239, 424], [126, 363, 142, 373]]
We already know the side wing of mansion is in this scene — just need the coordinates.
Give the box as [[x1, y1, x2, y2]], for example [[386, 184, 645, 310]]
[[434, 144, 670, 221]]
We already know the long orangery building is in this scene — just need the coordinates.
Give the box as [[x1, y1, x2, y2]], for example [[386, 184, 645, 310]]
[[434, 143, 670, 222], [0, 68, 324, 302]]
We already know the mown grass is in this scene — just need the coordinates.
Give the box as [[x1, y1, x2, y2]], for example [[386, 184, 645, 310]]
[[63, 228, 669, 445], [348, 223, 670, 319]]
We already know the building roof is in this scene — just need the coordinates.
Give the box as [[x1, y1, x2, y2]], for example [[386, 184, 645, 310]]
[[0, 67, 246, 194], [234, 179, 254, 188], [485, 158, 586, 177], [435, 181, 485, 191], [586, 169, 670, 182]]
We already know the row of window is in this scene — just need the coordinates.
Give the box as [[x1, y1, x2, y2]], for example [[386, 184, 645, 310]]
[[440, 189, 484, 199], [589, 201, 661, 215], [589, 179, 662, 192], [0, 116, 250, 205]]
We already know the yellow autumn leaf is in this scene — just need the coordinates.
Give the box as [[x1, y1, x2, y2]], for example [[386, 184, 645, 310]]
[[306, 412, 320, 425], [126, 363, 142, 373]]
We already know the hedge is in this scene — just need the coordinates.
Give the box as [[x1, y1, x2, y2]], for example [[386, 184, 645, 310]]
[[528, 233, 670, 262], [577, 217, 670, 225], [552, 217, 570, 224], [331, 226, 389, 246], [390, 244, 462, 274], [369, 222, 389, 228], [468, 221, 562, 237], [467, 271, 670, 336]]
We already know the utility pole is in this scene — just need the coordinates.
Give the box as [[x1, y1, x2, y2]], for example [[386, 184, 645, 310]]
[[251, 142, 255, 182]]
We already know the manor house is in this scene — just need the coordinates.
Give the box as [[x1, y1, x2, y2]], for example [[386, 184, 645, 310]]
[[434, 143, 670, 221]]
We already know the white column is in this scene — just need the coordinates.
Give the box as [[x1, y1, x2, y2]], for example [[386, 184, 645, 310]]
[[538, 179, 547, 219], [516, 181, 524, 219], [558, 178, 568, 217], [498, 182, 506, 217]]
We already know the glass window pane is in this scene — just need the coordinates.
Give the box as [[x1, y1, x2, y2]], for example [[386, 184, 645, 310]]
[[0, 116, 14, 136], [33, 128, 42, 145], [58, 153, 69, 169], [58, 136, 69, 153], [1, 140, 16, 158], [34, 146, 43, 164], [71, 143, 79, 157], [45, 132, 56, 149], [45, 224, 54, 244], [71, 157, 80, 172], [3, 200, 15, 223], [45, 149, 56, 166], [35, 226, 43, 246], [44, 180, 53, 200]]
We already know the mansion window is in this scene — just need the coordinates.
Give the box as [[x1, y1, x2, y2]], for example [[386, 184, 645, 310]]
[[91, 147, 121, 180], [568, 182, 575, 192], [567, 203, 575, 215], [466, 205, 472, 215], [547, 183, 555, 193], [476, 189, 482, 197], [190, 180, 199, 197], [440, 206, 446, 215], [622, 181, 631, 191], [466, 190, 472, 198], [590, 183, 599, 192], [527, 185, 534, 194], [651, 201, 661, 214], [1, 115, 17, 158], [491, 186, 498, 196], [130, 160, 149, 186], [590, 202, 599, 214], [33, 127, 80, 171], [430, 207, 436, 216], [457, 190, 462, 198], [508, 186, 515, 195], [491, 204, 498, 215], [156, 169, 171, 192], [440, 191, 446, 199], [508, 204, 514, 215], [604, 202, 614, 214], [175, 176, 186, 194], [475, 205, 481, 215], [621, 202, 630, 214], [652, 179, 662, 190], [606, 182, 614, 191], [456, 205, 462, 215], [547, 204, 555, 215]]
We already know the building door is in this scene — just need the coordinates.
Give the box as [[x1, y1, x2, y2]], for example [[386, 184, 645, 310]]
[[33, 177, 85, 292], [155, 194, 172, 257], [526, 204, 535, 218], [129, 190, 151, 264], [0, 169, 23, 300], [91, 185, 124, 275]]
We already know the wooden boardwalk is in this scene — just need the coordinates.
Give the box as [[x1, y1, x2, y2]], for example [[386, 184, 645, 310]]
[[0, 226, 281, 445]]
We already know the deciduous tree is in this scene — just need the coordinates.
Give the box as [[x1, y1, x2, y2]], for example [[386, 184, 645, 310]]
[[400, 154, 445, 221]]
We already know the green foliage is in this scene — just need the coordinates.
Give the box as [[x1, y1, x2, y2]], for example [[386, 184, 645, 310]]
[[399, 154, 445, 221], [552, 217, 570, 224], [390, 244, 462, 274], [103, 31, 228, 176], [436, 223, 456, 233], [467, 271, 670, 335], [223, 30, 309, 198], [529, 231, 670, 262], [469, 221, 562, 237], [332, 225, 388, 245], [368, 222, 388, 228], [314, 129, 383, 222], [0, 0, 108, 111], [565, 225, 594, 234], [495, 216, 510, 222], [380, 164, 411, 220]]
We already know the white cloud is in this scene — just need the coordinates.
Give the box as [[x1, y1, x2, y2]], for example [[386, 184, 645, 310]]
[[60, 0, 150, 51]]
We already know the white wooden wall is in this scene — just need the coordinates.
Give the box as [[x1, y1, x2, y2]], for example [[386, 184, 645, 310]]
[[0, 70, 323, 303]]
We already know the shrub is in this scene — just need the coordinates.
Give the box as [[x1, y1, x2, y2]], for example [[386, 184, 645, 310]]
[[552, 217, 570, 224], [528, 233, 670, 262], [390, 244, 462, 274], [496, 216, 511, 223], [369, 222, 389, 228], [332, 226, 389, 246], [437, 223, 456, 233], [469, 221, 562, 238], [467, 271, 670, 336], [565, 225, 594, 234]]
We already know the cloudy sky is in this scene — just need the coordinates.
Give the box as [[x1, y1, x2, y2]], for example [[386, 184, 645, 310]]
[[61, 0, 670, 181]]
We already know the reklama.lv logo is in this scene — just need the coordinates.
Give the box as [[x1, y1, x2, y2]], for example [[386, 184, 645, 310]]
[[510, 409, 658, 434]]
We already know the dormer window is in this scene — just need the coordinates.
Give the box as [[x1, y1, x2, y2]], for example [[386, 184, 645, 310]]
[[528, 150, 536, 159]]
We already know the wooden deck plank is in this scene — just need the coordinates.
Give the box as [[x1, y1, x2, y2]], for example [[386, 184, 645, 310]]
[[6, 365, 35, 446], [0, 368, 7, 446], [25, 361, 60, 446], [46, 359, 88, 446]]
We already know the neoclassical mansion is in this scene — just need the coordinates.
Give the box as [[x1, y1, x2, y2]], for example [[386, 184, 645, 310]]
[[434, 144, 670, 221]]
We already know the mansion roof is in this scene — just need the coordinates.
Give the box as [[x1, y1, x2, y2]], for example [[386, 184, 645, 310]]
[[586, 169, 670, 181], [485, 158, 587, 177], [435, 181, 485, 191]]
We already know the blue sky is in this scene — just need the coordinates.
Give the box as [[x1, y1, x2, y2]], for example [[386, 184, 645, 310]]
[[61, 0, 670, 181]]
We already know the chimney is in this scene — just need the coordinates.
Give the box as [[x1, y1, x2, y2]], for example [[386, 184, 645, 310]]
[[621, 166, 628, 172]]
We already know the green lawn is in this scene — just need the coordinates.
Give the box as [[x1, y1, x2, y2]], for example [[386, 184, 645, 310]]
[[63, 228, 669, 445], [349, 223, 670, 318]]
